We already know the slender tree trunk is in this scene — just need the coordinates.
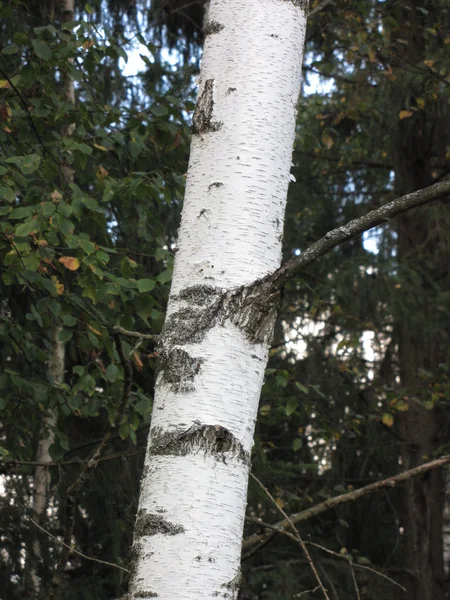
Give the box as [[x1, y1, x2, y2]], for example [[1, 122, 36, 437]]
[[31, 328, 65, 595], [30, 0, 74, 594], [129, 1, 308, 598], [387, 1, 448, 597]]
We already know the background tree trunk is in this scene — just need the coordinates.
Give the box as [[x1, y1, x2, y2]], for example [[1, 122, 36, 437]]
[[389, 1, 448, 597]]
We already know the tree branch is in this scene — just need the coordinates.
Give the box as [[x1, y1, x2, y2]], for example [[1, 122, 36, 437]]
[[269, 180, 450, 288], [243, 453, 450, 551]]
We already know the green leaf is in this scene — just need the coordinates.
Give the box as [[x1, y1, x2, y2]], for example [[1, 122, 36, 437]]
[[151, 104, 169, 117], [286, 397, 299, 416], [156, 268, 172, 284], [2, 44, 18, 55], [21, 153, 42, 174], [292, 438, 303, 452], [136, 278, 156, 293], [119, 422, 130, 439], [81, 195, 98, 211], [59, 329, 73, 343], [105, 363, 119, 382], [78, 238, 96, 254], [0, 184, 15, 202], [295, 381, 309, 394], [15, 220, 39, 237], [42, 202, 56, 217], [276, 374, 289, 388], [32, 39, 52, 60], [9, 206, 34, 219]]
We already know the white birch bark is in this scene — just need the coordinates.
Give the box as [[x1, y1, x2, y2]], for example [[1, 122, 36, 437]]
[[129, 1, 308, 598]]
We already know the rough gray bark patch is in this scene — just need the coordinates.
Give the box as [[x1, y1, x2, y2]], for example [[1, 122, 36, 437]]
[[162, 282, 280, 347], [134, 509, 185, 538], [149, 423, 251, 466], [204, 20, 224, 36], [192, 79, 222, 135], [158, 348, 204, 393]]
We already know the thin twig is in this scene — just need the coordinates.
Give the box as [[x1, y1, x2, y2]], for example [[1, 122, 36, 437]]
[[250, 473, 330, 600], [307, 541, 405, 592], [29, 518, 130, 573], [113, 325, 158, 341], [269, 180, 450, 288], [295, 585, 322, 598], [243, 454, 450, 551], [349, 561, 361, 600], [1, 447, 145, 471], [309, 0, 333, 18]]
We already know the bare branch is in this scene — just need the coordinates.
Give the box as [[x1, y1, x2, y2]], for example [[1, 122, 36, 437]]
[[112, 325, 158, 341], [269, 180, 450, 288], [243, 453, 450, 551], [309, 0, 333, 18], [250, 473, 330, 600], [29, 519, 130, 573]]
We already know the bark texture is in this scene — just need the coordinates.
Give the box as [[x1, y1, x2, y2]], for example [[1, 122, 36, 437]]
[[129, 1, 308, 599]]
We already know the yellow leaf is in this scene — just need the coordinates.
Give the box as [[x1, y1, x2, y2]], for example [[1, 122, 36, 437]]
[[322, 134, 334, 150], [275, 498, 285, 509], [51, 276, 64, 295], [133, 352, 144, 371], [416, 97, 425, 109], [51, 189, 62, 203], [259, 404, 271, 416], [37, 239, 48, 247], [399, 110, 413, 120], [3, 126, 12, 133], [0, 80, 11, 89], [87, 324, 102, 336], [93, 143, 108, 151], [395, 401, 409, 412], [382, 413, 394, 427], [59, 256, 80, 271], [424, 59, 435, 70], [96, 165, 108, 180]]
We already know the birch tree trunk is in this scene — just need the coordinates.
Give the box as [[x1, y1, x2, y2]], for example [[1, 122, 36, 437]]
[[30, 0, 74, 593], [129, 1, 308, 598]]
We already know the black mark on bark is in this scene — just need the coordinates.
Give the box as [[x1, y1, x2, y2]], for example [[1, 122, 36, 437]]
[[134, 509, 185, 538], [158, 348, 204, 393], [162, 282, 279, 348], [204, 20, 224, 36], [208, 181, 224, 191], [192, 79, 222, 136], [149, 423, 250, 466]]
